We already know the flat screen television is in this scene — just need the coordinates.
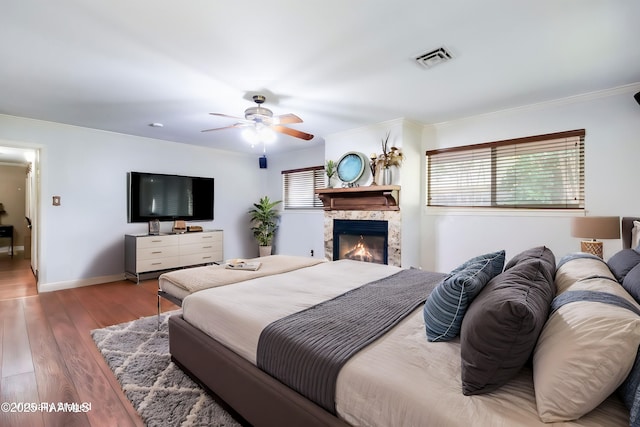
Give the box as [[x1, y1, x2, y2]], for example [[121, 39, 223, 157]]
[[127, 172, 214, 223]]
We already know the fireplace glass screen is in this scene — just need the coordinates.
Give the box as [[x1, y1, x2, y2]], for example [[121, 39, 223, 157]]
[[333, 219, 388, 265]]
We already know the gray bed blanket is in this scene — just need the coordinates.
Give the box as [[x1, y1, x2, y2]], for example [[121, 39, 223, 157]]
[[551, 289, 640, 317], [556, 252, 608, 269], [256, 268, 447, 414]]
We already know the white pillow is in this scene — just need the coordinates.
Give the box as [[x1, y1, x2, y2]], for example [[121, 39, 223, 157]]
[[533, 272, 640, 422], [633, 220, 640, 249]]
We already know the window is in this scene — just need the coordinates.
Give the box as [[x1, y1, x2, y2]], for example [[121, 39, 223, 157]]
[[282, 166, 325, 209], [426, 129, 585, 209]]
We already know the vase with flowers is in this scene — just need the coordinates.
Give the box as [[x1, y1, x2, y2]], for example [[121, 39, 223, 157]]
[[371, 132, 404, 185]]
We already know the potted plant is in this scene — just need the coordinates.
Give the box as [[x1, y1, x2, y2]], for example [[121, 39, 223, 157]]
[[248, 196, 282, 256]]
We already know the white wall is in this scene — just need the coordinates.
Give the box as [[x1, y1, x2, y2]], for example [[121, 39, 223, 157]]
[[422, 85, 640, 272], [0, 114, 265, 291], [263, 143, 326, 258]]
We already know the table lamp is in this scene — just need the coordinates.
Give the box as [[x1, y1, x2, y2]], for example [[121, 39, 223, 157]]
[[0, 203, 6, 225], [571, 216, 620, 258]]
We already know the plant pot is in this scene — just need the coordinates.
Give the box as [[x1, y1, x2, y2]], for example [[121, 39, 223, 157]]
[[259, 245, 272, 257]]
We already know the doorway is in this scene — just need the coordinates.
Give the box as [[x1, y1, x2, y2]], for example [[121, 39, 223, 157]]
[[0, 143, 39, 296]]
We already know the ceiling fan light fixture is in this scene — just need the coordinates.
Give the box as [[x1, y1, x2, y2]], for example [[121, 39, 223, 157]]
[[241, 125, 276, 145], [242, 127, 259, 145], [259, 127, 276, 144]]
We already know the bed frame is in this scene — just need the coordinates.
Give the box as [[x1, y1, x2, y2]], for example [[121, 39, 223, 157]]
[[168, 217, 639, 427], [169, 314, 348, 427], [622, 217, 639, 249]]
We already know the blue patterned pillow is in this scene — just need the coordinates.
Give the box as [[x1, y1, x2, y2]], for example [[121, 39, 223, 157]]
[[424, 250, 505, 342]]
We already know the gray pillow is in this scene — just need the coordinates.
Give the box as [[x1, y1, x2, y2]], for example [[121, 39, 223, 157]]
[[505, 246, 556, 274], [460, 258, 555, 395], [623, 263, 640, 304], [608, 249, 640, 283], [423, 250, 505, 342]]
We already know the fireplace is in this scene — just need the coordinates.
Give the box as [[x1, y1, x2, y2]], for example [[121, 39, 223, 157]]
[[333, 219, 388, 265], [319, 186, 402, 267]]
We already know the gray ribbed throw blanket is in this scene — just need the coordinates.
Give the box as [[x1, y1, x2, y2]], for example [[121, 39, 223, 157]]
[[256, 268, 447, 414]]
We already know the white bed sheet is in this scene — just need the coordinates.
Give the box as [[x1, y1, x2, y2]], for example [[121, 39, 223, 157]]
[[181, 260, 628, 427]]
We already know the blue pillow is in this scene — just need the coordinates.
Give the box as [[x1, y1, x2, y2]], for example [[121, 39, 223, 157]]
[[424, 250, 505, 342]]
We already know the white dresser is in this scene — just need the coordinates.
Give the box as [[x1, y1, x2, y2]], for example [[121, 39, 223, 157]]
[[125, 230, 223, 283]]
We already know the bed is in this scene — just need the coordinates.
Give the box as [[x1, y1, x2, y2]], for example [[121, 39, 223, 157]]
[[168, 217, 640, 426], [156, 255, 325, 316]]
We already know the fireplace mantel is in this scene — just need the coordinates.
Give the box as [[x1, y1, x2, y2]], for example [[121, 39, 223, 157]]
[[315, 185, 400, 211]]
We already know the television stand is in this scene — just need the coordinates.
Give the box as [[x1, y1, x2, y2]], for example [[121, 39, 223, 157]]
[[124, 229, 223, 283]]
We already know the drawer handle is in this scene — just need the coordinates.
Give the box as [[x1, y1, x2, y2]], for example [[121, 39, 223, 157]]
[[151, 240, 163, 243], [151, 262, 162, 266], [202, 256, 212, 259], [202, 246, 212, 249], [202, 236, 213, 239], [151, 251, 163, 254]]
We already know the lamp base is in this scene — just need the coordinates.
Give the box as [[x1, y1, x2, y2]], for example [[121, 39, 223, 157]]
[[581, 240, 603, 258]]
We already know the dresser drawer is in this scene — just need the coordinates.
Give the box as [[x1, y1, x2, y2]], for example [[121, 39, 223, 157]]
[[136, 234, 180, 248], [137, 245, 180, 260], [179, 231, 222, 245], [180, 242, 220, 256], [180, 252, 222, 267], [0, 226, 12, 238], [136, 256, 181, 272]]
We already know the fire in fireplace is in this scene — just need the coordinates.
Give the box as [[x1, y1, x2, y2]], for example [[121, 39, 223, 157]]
[[333, 219, 388, 265]]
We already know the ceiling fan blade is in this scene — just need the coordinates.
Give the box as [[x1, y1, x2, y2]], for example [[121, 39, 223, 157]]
[[272, 125, 314, 141], [201, 123, 247, 132], [209, 112, 245, 120], [273, 113, 303, 125]]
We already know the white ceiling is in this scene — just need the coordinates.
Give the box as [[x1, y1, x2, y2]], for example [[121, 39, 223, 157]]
[[1, 1, 639, 162]]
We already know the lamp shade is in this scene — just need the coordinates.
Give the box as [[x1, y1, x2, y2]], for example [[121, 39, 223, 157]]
[[571, 216, 620, 240], [0, 203, 5, 215]]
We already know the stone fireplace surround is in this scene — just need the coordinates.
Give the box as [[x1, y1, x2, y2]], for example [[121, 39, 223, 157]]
[[317, 186, 402, 267]]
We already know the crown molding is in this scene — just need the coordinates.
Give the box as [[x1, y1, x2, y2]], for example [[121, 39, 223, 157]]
[[433, 82, 640, 127]]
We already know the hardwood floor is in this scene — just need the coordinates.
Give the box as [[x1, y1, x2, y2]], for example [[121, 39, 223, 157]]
[[0, 253, 179, 427], [0, 254, 37, 300]]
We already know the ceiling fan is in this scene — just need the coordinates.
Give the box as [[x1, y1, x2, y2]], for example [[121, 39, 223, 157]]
[[202, 95, 314, 141]]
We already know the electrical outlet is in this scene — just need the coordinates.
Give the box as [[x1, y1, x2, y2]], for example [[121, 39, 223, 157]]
[[310, 249, 314, 257], [52, 196, 61, 206]]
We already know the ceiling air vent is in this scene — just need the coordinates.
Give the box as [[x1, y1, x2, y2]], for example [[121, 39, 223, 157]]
[[415, 47, 453, 69]]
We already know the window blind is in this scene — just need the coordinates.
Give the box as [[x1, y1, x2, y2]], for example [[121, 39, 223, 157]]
[[426, 129, 585, 209], [282, 166, 325, 209]]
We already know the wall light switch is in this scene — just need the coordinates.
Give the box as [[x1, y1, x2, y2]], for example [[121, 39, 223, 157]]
[[52, 196, 61, 206]]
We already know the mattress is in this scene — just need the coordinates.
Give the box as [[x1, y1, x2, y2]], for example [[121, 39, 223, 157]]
[[181, 259, 629, 426]]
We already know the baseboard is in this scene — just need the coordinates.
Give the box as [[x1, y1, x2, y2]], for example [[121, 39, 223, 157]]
[[38, 273, 127, 293], [0, 245, 24, 254]]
